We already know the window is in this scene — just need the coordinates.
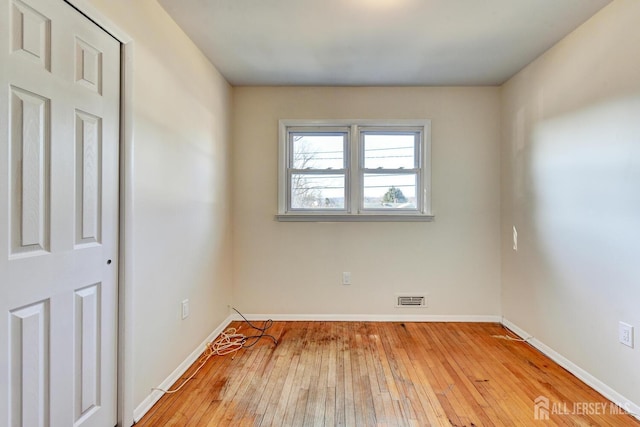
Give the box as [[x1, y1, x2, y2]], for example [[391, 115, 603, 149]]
[[277, 120, 433, 221]]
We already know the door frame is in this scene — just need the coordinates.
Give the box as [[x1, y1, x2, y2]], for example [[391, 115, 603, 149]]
[[63, 2, 134, 426]]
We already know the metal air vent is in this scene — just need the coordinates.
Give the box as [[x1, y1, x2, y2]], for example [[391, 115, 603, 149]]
[[396, 295, 427, 307]]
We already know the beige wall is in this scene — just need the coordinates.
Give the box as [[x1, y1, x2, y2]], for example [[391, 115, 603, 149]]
[[85, 0, 233, 416], [501, 0, 640, 408], [62, 0, 640, 421], [232, 87, 501, 317]]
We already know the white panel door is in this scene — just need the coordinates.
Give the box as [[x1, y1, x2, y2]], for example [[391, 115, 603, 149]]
[[0, 0, 120, 426]]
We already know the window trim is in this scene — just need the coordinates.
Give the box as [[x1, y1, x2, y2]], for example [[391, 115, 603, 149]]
[[277, 119, 434, 222]]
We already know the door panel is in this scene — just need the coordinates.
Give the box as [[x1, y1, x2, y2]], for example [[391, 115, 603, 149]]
[[9, 86, 50, 256], [75, 109, 102, 247], [74, 283, 101, 422], [9, 301, 50, 427], [1, 0, 120, 426], [11, 0, 51, 71]]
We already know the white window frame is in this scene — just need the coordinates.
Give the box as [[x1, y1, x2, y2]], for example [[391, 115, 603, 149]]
[[277, 119, 434, 222]]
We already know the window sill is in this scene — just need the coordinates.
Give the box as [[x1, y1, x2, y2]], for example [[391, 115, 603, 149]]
[[275, 214, 435, 222]]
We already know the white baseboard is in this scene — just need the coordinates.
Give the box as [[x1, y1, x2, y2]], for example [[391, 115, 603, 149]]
[[502, 318, 640, 421], [134, 314, 639, 423], [132, 312, 497, 422], [133, 314, 234, 423], [231, 313, 502, 323]]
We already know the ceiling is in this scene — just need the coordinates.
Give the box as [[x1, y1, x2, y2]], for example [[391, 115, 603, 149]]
[[158, 0, 611, 86]]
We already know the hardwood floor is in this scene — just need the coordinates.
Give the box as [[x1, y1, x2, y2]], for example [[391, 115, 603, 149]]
[[135, 321, 639, 426]]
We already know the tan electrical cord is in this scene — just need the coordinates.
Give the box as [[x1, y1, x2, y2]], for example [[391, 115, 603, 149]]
[[152, 327, 247, 395], [152, 307, 277, 396]]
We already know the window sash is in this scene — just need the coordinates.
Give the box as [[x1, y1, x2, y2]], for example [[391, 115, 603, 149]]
[[360, 129, 421, 170], [358, 129, 422, 213], [359, 170, 421, 212], [288, 130, 348, 170], [286, 127, 350, 212], [287, 169, 348, 211]]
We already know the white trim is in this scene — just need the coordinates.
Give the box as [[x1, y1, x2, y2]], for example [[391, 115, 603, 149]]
[[349, 124, 359, 212], [275, 214, 435, 222], [277, 120, 287, 214], [423, 121, 432, 215], [502, 318, 640, 421], [131, 313, 640, 423], [278, 119, 432, 219], [65, 0, 132, 43], [133, 314, 235, 423], [280, 119, 431, 127], [117, 42, 135, 427], [231, 313, 501, 323], [133, 312, 496, 421]]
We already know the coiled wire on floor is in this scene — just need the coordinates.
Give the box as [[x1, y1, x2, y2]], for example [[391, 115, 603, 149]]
[[152, 307, 277, 395]]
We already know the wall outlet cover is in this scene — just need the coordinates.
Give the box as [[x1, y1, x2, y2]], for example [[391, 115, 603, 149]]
[[182, 299, 190, 320], [342, 272, 351, 285], [619, 322, 633, 348]]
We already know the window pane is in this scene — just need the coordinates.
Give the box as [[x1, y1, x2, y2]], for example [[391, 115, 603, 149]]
[[363, 173, 417, 209], [364, 133, 415, 169], [291, 173, 345, 209], [292, 134, 345, 170]]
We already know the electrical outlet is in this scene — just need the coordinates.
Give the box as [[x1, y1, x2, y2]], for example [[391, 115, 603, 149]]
[[342, 272, 351, 285], [182, 299, 190, 320], [619, 322, 633, 348]]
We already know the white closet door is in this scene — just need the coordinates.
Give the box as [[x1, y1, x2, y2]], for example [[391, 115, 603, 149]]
[[0, 0, 120, 426]]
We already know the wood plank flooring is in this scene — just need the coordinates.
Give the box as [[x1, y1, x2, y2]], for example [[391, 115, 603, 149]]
[[135, 321, 639, 426]]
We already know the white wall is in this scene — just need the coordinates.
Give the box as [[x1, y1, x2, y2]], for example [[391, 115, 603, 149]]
[[232, 87, 501, 317], [58, 0, 640, 422], [83, 0, 233, 415], [501, 0, 640, 408]]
